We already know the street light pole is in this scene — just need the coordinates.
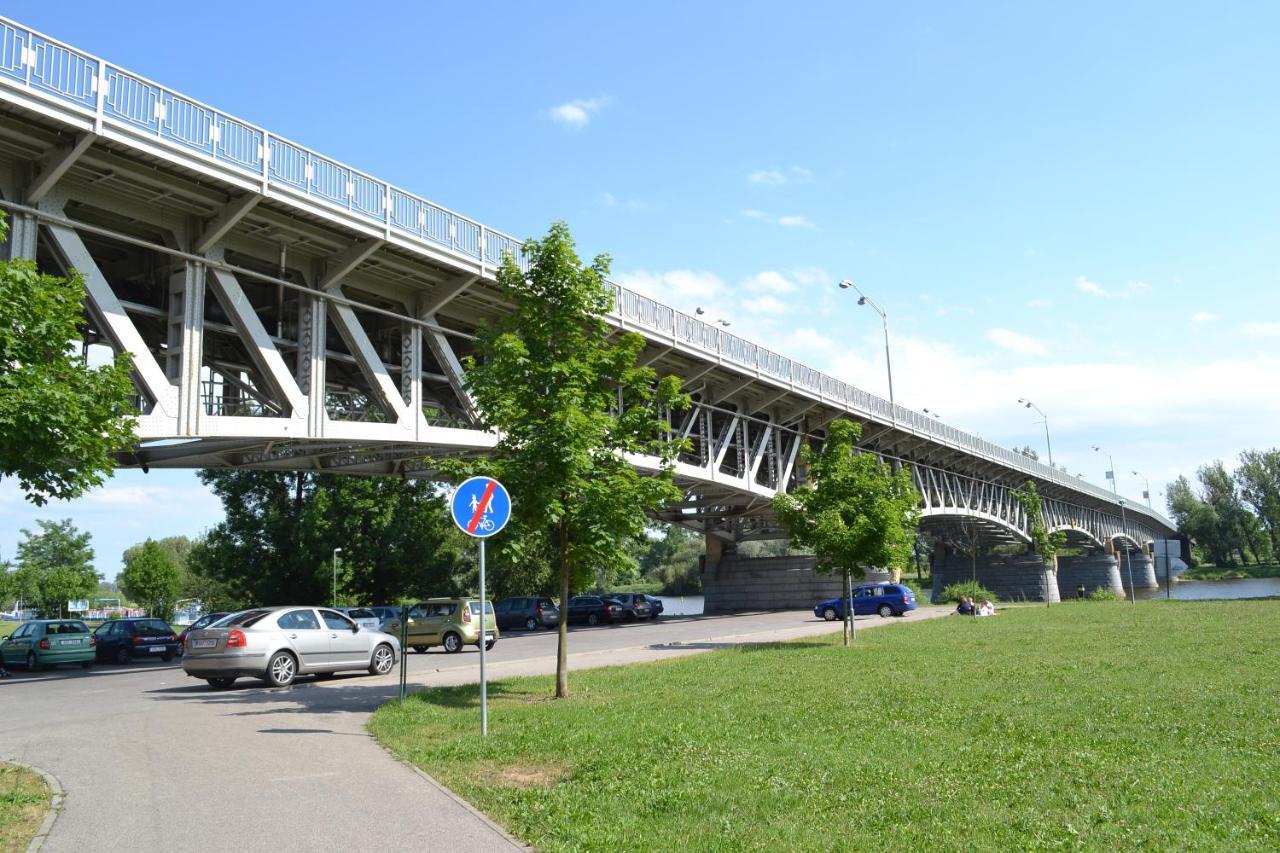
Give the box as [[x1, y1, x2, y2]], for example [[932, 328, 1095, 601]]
[[1092, 445, 1117, 494], [331, 547, 342, 608], [1017, 398, 1054, 468], [1118, 499, 1135, 605], [1131, 470, 1152, 509], [838, 280, 895, 412]]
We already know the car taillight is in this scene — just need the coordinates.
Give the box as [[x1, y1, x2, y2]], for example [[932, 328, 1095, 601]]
[[226, 630, 247, 648], [89, 637, 96, 648], [535, 605, 542, 613], [462, 609, 472, 623], [132, 635, 144, 645], [38, 638, 50, 650]]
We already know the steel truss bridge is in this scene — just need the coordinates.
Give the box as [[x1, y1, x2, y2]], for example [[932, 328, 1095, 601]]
[[0, 16, 1175, 556]]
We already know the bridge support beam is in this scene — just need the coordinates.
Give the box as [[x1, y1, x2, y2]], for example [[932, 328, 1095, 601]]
[[1056, 553, 1125, 599], [930, 553, 1060, 603], [702, 553, 844, 613], [1127, 551, 1159, 590]]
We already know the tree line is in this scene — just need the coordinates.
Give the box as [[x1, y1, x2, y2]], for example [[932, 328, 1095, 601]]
[[1166, 449, 1279, 567]]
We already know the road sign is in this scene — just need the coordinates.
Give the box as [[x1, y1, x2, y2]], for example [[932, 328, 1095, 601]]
[[450, 476, 511, 539]]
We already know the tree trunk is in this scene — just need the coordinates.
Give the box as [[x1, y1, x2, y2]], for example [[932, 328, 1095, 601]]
[[890, 566, 901, 583], [842, 566, 851, 647], [555, 516, 571, 699]]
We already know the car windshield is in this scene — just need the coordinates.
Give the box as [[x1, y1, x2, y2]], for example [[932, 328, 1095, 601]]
[[136, 620, 171, 634]]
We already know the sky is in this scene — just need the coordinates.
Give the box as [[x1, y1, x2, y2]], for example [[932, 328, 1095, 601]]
[[3, 2, 1278, 578]]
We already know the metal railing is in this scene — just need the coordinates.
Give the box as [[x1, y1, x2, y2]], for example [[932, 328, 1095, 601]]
[[0, 15, 1173, 530]]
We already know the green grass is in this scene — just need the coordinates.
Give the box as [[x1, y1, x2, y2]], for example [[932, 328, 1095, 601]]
[[1181, 562, 1280, 581], [371, 602, 1280, 851], [0, 763, 51, 852]]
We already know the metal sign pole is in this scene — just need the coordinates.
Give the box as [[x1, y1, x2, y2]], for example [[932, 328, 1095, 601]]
[[478, 537, 488, 737], [399, 604, 408, 702]]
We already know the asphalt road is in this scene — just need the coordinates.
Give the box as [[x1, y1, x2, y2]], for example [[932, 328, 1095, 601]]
[[0, 607, 947, 851]]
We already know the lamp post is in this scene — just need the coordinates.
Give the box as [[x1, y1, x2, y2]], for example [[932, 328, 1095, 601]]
[[838, 280, 895, 411], [923, 408, 941, 419], [331, 547, 342, 608], [1118, 499, 1135, 604], [1091, 445, 1117, 494], [1017, 398, 1054, 468], [1131, 470, 1152, 509]]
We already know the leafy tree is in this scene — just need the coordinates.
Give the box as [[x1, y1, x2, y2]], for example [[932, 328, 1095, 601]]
[[1016, 445, 1040, 462], [1011, 481, 1068, 604], [119, 539, 181, 620], [628, 525, 704, 594], [14, 519, 99, 616], [187, 471, 466, 610], [772, 419, 921, 646], [1167, 475, 1221, 566], [1199, 461, 1261, 566], [463, 222, 686, 697], [0, 214, 137, 505], [1236, 449, 1280, 559]]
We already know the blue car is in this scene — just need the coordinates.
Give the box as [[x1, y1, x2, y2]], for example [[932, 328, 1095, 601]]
[[814, 583, 917, 620]]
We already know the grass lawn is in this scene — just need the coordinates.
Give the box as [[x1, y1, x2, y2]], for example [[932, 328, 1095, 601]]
[[371, 601, 1280, 851], [0, 763, 52, 852], [1181, 562, 1280, 581]]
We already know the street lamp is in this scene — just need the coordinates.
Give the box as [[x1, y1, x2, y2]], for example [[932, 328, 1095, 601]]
[[1091, 445, 1117, 494], [1017, 398, 1054, 468], [1131, 470, 1152, 508], [332, 547, 343, 608], [838, 280, 895, 411], [923, 408, 940, 419], [1118, 499, 1135, 604]]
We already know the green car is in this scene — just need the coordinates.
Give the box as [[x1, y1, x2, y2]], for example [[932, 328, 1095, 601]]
[[1, 620, 96, 671], [404, 598, 499, 654]]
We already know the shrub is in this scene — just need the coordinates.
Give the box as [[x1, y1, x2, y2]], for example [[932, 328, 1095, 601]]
[[1088, 587, 1122, 602], [939, 581, 997, 604]]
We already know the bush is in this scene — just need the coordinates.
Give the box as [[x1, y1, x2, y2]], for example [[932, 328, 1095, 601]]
[[939, 581, 997, 604], [1088, 587, 1122, 602]]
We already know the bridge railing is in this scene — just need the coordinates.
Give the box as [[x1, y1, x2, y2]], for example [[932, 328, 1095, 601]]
[[0, 15, 1173, 530]]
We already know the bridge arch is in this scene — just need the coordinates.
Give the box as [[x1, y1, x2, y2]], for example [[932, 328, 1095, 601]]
[[918, 508, 1032, 546]]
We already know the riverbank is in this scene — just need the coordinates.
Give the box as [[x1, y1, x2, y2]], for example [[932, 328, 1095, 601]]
[[1180, 561, 1280, 581], [371, 600, 1280, 850]]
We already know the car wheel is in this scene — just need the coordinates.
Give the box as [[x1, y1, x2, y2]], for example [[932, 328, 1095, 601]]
[[822, 607, 838, 622], [265, 651, 297, 687], [369, 644, 395, 675], [412, 645, 428, 654], [878, 605, 894, 618], [587, 613, 600, 626], [442, 632, 463, 654], [26, 652, 38, 671], [80, 660, 93, 670], [206, 677, 236, 689], [524, 617, 538, 631], [484, 640, 496, 651], [115, 646, 130, 665]]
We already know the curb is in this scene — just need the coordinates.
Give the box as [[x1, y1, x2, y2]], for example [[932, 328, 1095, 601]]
[[3, 760, 64, 853]]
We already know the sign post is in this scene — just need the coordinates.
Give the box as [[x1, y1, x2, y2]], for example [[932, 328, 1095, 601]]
[[450, 476, 511, 737]]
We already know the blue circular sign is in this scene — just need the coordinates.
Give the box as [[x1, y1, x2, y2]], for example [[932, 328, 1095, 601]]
[[450, 476, 511, 538]]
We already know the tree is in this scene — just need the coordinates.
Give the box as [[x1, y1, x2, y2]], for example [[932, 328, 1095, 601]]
[[187, 471, 466, 610], [119, 539, 181, 620], [463, 222, 686, 697], [14, 519, 99, 616], [772, 419, 921, 646], [0, 214, 137, 505], [1011, 481, 1067, 605], [1167, 475, 1221, 566], [1016, 445, 1040, 462], [1236, 449, 1280, 559]]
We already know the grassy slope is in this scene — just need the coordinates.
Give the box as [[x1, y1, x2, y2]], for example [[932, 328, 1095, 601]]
[[371, 602, 1280, 851], [0, 763, 51, 852], [1181, 562, 1280, 581]]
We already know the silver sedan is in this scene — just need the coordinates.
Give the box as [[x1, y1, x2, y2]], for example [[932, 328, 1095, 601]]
[[181, 606, 399, 689]]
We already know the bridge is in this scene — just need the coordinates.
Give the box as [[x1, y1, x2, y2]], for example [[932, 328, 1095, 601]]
[[0, 16, 1178, 609]]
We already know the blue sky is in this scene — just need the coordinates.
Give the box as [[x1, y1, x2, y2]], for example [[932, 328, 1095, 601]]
[[3, 2, 1278, 578]]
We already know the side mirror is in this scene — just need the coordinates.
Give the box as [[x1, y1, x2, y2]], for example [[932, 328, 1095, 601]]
[[351, 625, 359, 633]]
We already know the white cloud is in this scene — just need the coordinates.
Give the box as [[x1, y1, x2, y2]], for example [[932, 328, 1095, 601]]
[[548, 96, 610, 129], [1074, 276, 1153, 299], [740, 209, 768, 219], [1075, 276, 1107, 297], [777, 215, 815, 228], [1243, 321, 1280, 338], [740, 210, 815, 228], [1026, 298, 1052, 309], [742, 271, 798, 295], [613, 270, 726, 308], [986, 328, 1047, 356], [747, 166, 813, 186], [1190, 311, 1220, 324], [743, 295, 788, 315]]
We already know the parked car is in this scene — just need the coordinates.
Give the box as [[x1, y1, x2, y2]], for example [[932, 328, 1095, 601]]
[[93, 618, 180, 664], [813, 583, 918, 620], [403, 598, 498, 653], [494, 596, 559, 630], [605, 593, 653, 621], [566, 596, 624, 626], [643, 594, 665, 619], [181, 606, 400, 689], [175, 612, 231, 656], [1, 620, 96, 670], [367, 606, 404, 633], [335, 607, 382, 631]]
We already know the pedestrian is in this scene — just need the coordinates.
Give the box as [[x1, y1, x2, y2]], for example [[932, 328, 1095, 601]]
[[956, 596, 976, 616], [977, 599, 996, 617]]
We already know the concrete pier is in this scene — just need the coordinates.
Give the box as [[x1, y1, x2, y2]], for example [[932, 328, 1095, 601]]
[[702, 554, 843, 612], [930, 554, 1060, 603], [1057, 553, 1125, 599]]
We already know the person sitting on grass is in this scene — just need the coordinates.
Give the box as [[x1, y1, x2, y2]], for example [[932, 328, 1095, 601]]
[[978, 599, 996, 617], [956, 596, 976, 616]]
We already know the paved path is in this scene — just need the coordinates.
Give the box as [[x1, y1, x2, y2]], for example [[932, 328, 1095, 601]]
[[0, 606, 948, 851]]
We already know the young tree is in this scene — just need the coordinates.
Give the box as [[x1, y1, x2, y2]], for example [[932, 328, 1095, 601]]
[[772, 419, 921, 646], [463, 222, 686, 697], [119, 539, 181, 620], [1011, 481, 1068, 605], [0, 214, 137, 505], [14, 519, 99, 616]]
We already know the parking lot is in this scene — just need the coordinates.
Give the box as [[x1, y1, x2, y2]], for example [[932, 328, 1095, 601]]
[[0, 607, 946, 851]]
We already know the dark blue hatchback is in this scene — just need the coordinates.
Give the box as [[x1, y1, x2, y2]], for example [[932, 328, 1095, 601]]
[[814, 583, 917, 620]]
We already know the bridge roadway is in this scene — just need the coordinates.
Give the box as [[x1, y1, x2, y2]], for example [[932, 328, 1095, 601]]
[[0, 608, 948, 850], [0, 16, 1175, 600]]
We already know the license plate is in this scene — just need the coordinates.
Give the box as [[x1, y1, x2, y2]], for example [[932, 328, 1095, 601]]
[[484, 633, 494, 641], [192, 639, 216, 649], [148, 645, 165, 653], [59, 639, 80, 646]]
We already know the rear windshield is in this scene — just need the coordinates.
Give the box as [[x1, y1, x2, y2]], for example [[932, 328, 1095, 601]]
[[468, 602, 495, 615], [135, 620, 172, 634], [222, 609, 272, 628], [49, 621, 88, 634], [345, 608, 376, 619]]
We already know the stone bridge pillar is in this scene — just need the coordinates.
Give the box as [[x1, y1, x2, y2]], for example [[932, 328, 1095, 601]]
[[930, 553, 1060, 604], [1057, 552, 1124, 599], [1126, 551, 1159, 590]]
